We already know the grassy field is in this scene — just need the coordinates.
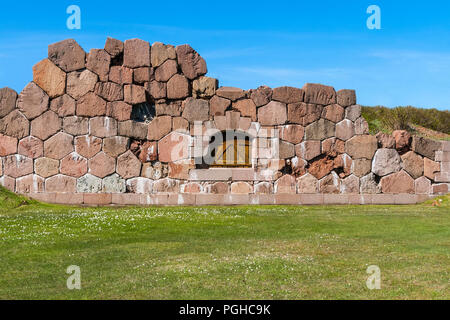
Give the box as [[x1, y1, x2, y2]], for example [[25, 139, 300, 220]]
[[0, 187, 449, 300]]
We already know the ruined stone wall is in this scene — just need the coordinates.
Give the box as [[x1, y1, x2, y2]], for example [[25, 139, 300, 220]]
[[0, 37, 448, 205]]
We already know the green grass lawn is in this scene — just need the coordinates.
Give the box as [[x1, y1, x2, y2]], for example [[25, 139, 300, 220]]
[[0, 187, 449, 300]]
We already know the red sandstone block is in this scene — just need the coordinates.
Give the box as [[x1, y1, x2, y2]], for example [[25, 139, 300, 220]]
[[323, 194, 349, 205], [441, 162, 450, 173], [140, 194, 168, 206], [416, 194, 433, 203], [112, 193, 141, 205], [348, 194, 372, 205], [432, 183, 449, 195], [371, 194, 395, 205], [54, 193, 83, 205], [195, 194, 224, 206], [28, 193, 56, 203], [249, 194, 275, 205], [167, 193, 196, 206], [299, 194, 324, 205], [223, 194, 250, 205], [231, 168, 255, 181], [394, 194, 418, 205], [83, 193, 112, 205], [189, 169, 232, 181], [434, 172, 450, 183], [274, 194, 302, 205]]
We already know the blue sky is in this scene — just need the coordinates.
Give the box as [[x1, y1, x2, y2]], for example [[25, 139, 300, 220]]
[[0, 0, 449, 110]]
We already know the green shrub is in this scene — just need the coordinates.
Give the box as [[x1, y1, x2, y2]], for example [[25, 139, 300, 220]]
[[361, 106, 450, 134]]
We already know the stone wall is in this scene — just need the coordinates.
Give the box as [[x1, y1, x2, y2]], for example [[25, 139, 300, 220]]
[[0, 37, 448, 205]]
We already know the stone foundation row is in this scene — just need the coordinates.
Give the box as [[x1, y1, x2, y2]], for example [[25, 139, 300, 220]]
[[26, 192, 436, 206]]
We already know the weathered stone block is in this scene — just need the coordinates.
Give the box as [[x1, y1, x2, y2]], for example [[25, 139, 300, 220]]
[[296, 140, 320, 161], [354, 117, 369, 135], [117, 150, 141, 179], [60, 153, 88, 178], [372, 148, 402, 177], [0, 110, 30, 139], [149, 81, 167, 100], [360, 173, 381, 194], [305, 119, 335, 141], [272, 86, 304, 104], [4, 155, 33, 178], [167, 74, 189, 99], [109, 66, 133, 85], [66, 70, 98, 100], [412, 136, 442, 160], [35, 157, 59, 178], [48, 39, 85, 72], [126, 177, 153, 194], [351, 158, 372, 178], [423, 157, 440, 180], [18, 136, 43, 159], [279, 125, 304, 145], [102, 174, 126, 193], [153, 178, 180, 193], [151, 42, 176, 67], [50, 94, 76, 117], [17, 82, 49, 120], [392, 130, 412, 153], [232, 99, 256, 121], [123, 38, 151, 68], [76, 92, 107, 117], [319, 172, 340, 194], [89, 117, 118, 138], [104, 37, 123, 58], [337, 89, 356, 107], [44, 132, 74, 160], [345, 135, 377, 159], [216, 87, 245, 101], [118, 121, 148, 140], [45, 174, 77, 193], [0, 134, 18, 156], [192, 76, 218, 98], [16, 174, 45, 193], [401, 151, 423, 179], [75, 135, 102, 159], [155, 59, 178, 82], [176, 44, 207, 80], [297, 173, 319, 194], [345, 104, 361, 122], [33, 59, 66, 98], [335, 119, 355, 141], [95, 82, 123, 102], [380, 170, 414, 194], [182, 98, 209, 123], [274, 174, 296, 193], [133, 67, 153, 84], [77, 174, 102, 193], [0, 87, 18, 118], [303, 83, 336, 105], [341, 175, 359, 194], [31, 110, 61, 140], [88, 152, 115, 178], [147, 116, 172, 140], [231, 181, 253, 194], [257, 101, 287, 126], [124, 84, 146, 104], [415, 176, 431, 195], [322, 104, 344, 123]]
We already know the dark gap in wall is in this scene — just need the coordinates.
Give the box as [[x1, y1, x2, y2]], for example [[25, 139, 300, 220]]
[[131, 102, 155, 122]]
